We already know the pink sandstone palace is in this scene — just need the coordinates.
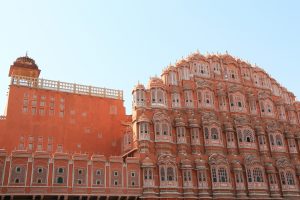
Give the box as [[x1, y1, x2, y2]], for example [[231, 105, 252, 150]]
[[0, 52, 300, 200]]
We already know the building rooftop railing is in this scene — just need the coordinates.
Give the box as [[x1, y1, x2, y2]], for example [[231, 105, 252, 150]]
[[11, 75, 123, 100], [0, 116, 6, 120]]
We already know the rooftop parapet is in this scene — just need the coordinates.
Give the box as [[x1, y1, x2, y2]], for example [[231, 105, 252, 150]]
[[10, 75, 123, 100]]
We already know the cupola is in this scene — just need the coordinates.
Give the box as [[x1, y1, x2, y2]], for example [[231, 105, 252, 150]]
[[9, 54, 41, 78]]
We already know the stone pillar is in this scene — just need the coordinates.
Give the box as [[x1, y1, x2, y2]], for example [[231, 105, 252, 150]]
[[265, 163, 281, 199], [195, 159, 210, 199], [232, 161, 247, 199], [224, 122, 238, 155], [256, 126, 270, 157]]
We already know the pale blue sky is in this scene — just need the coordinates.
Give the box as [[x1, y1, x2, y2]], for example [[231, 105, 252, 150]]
[[0, 0, 299, 114]]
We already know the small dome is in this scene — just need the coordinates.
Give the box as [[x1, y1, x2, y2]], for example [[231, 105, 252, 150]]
[[162, 64, 176, 75], [133, 83, 145, 91], [148, 77, 164, 89], [175, 58, 188, 66], [186, 51, 206, 62], [13, 55, 39, 70]]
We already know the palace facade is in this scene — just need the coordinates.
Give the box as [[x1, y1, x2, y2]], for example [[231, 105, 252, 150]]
[[0, 52, 300, 200]]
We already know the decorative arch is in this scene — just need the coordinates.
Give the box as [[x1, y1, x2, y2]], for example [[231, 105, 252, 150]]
[[196, 87, 215, 109], [276, 157, 298, 190], [153, 112, 172, 142], [202, 119, 223, 147], [137, 113, 150, 141], [157, 154, 178, 187], [236, 126, 256, 149], [228, 91, 246, 112], [244, 155, 267, 189], [209, 154, 231, 188], [259, 97, 275, 117], [132, 84, 146, 107]]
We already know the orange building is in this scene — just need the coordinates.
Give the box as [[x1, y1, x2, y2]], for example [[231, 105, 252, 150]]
[[1, 52, 300, 200]]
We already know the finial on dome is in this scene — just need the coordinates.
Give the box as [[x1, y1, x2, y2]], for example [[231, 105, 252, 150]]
[[25, 51, 28, 57]]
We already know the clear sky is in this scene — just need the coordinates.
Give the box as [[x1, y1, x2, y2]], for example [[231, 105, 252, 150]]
[[0, 0, 299, 114]]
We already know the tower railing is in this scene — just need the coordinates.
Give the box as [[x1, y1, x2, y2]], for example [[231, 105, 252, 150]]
[[10, 75, 123, 100]]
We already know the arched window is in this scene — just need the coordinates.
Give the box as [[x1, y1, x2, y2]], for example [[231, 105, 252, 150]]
[[151, 88, 167, 106], [159, 164, 177, 187], [227, 66, 239, 81], [277, 106, 286, 120], [270, 135, 275, 145], [198, 170, 207, 182], [237, 128, 256, 149], [204, 91, 214, 106], [155, 121, 172, 142], [183, 170, 193, 187], [212, 62, 221, 74], [198, 89, 214, 108], [160, 167, 165, 181], [171, 93, 181, 108], [155, 121, 170, 136], [184, 90, 194, 107], [204, 126, 223, 146], [194, 62, 210, 77], [204, 127, 209, 139], [209, 154, 231, 189], [144, 168, 153, 181], [191, 128, 200, 145], [168, 71, 177, 85], [176, 126, 186, 143], [57, 177, 64, 184], [229, 93, 246, 112], [260, 99, 274, 117], [167, 167, 175, 181], [276, 135, 283, 146], [58, 168, 64, 173], [280, 172, 286, 185], [253, 168, 264, 182], [269, 132, 285, 152], [286, 171, 295, 185], [218, 167, 228, 182], [280, 170, 296, 186], [246, 166, 265, 188], [211, 128, 219, 140], [133, 89, 145, 106], [244, 129, 254, 142], [162, 123, 169, 135], [179, 67, 189, 80], [212, 168, 217, 182], [139, 122, 149, 140]]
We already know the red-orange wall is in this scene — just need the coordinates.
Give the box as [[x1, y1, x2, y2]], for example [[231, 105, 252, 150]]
[[0, 85, 126, 156]]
